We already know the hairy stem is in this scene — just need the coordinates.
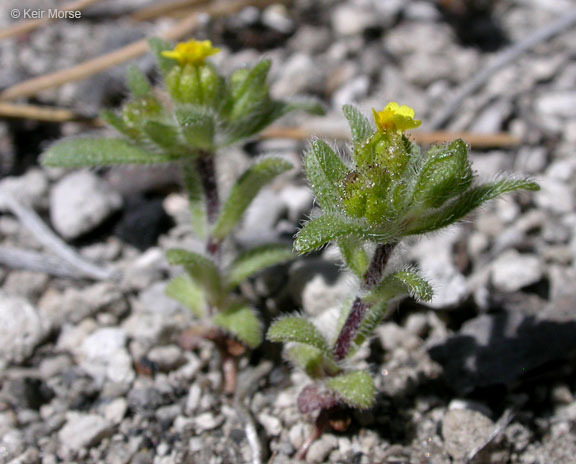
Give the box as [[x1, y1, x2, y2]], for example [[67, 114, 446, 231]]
[[195, 151, 219, 225], [363, 242, 397, 289], [333, 242, 397, 360]]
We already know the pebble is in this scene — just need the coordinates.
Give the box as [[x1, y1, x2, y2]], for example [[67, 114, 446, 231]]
[[147, 345, 183, 371], [258, 413, 283, 436], [535, 91, 576, 118], [58, 412, 113, 452], [193, 412, 223, 432], [331, 4, 377, 36], [49, 171, 122, 240], [490, 250, 543, 293], [306, 434, 338, 463], [0, 292, 47, 364], [0, 168, 49, 211], [442, 409, 495, 461]]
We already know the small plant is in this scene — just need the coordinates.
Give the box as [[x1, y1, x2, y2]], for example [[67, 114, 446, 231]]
[[267, 102, 539, 457], [42, 39, 322, 392]]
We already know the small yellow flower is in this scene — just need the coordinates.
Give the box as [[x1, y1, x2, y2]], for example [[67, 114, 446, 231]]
[[372, 102, 421, 133], [161, 39, 220, 66]]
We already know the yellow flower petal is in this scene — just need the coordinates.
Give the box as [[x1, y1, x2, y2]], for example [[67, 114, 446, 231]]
[[161, 39, 220, 66], [372, 102, 421, 133]]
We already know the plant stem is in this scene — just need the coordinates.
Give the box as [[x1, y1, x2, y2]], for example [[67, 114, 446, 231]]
[[333, 242, 397, 360], [363, 242, 397, 289], [195, 151, 219, 225]]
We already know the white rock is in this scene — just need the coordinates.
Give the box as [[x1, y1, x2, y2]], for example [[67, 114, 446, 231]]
[[332, 5, 377, 36], [272, 53, 319, 97], [50, 171, 122, 239], [0, 292, 47, 364], [102, 398, 127, 424], [0, 168, 49, 211], [147, 345, 183, 371], [306, 434, 337, 463], [442, 409, 494, 461], [79, 327, 134, 385], [258, 413, 283, 436], [58, 413, 113, 451], [535, 178, 575, 214], [185, 383, 202, 415], [535, 91, 576, 118], [491, 250, 542, 293], [193, 412, 223, 432], [279, 185, 313, 222]]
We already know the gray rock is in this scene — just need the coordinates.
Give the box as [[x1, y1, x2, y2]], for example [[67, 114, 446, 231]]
[[490, 250, 542, 293], [58, 412, 113, 452], [49, 171, 122, 240], [147, 345, 183, 371], [0, 292, 47, 364], [193, 412, 223, 432], [469, 100, 513, 133], [272, 53, 321, 97], [3, 271, 48, 300], [101, 398, 127, 425], [306, 434, 337, 463], [442, 409, 495, 461]]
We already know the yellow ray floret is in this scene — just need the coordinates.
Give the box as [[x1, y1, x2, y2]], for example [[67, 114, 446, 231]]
[[372, 102, 421, 133], [161, 39, 220, 66]]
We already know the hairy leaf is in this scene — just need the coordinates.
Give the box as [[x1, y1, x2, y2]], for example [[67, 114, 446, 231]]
[[41, 137, 172, 167], [294, 213, 386, 254], [267, 316, 329, 352], [165, 249, 221, 305], [325, 370, 375, 409], [175, 106, 215, 150], [213, 305, 262, 349], [143, 121, 183, 152], [304, 140, 347, 211], [337, 237, 369, 277], [126, 65, 151, 97], [211, 157, 292, 239], [342, 105, 373, 148], [226, 243, 293, 290], [412, 140, 473, 208], [287, 344, 340, 379], [228, 60, 271, 120], [406, 178, 540, 235], [165, 274, 206, 318], [148, 37, 176, 76], [365, 269, 433, 304]]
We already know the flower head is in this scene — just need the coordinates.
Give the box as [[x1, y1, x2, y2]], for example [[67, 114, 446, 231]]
[[161, 39, 220, 66], [372, 102, 421, 133]]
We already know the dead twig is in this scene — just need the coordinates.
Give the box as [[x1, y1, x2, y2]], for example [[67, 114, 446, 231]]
[[0, 0, 104, 41], [234, 361, 273, 464], [0, 102, 91, 123], [0, 190, 118, 281], [428, 10, 576, 130], [260, 126, 521, 148], [0, 0, 278, 102], [0, 245, 85, 278]]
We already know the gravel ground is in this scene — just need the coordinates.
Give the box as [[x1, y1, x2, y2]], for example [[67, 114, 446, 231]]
[[1, 0, 576, 463]]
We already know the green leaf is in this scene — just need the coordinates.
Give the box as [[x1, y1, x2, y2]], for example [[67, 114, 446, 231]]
[[325, 370, 375, 409], [148, 37, 176, 76], [287, 344, 340, 379], [126, 64, 151, 97], [226, 244, 293, 290], [41, 137, 172, 167], [143, 121, 183, 152], [165, 274, 206, 318], [213, 305, 262, 349], [228, 60, 272, 120], [406, 178, 540, 236], [182, 161, 207, 239], [294, 213, 387, 254], [337, 237, 369, 277], [412, 140, 473, 209], [165, 249, 221, 306], [365, 270, 433, 305], [342, 105, 373, 148], [211, 157, 292, 239], [267, 316, 329, 352], [304, 140, 347, 212], [175, 106, 215, 150]]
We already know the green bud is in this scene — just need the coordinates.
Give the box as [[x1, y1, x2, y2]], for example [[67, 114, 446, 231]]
[[165, 63, 224, 106]]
